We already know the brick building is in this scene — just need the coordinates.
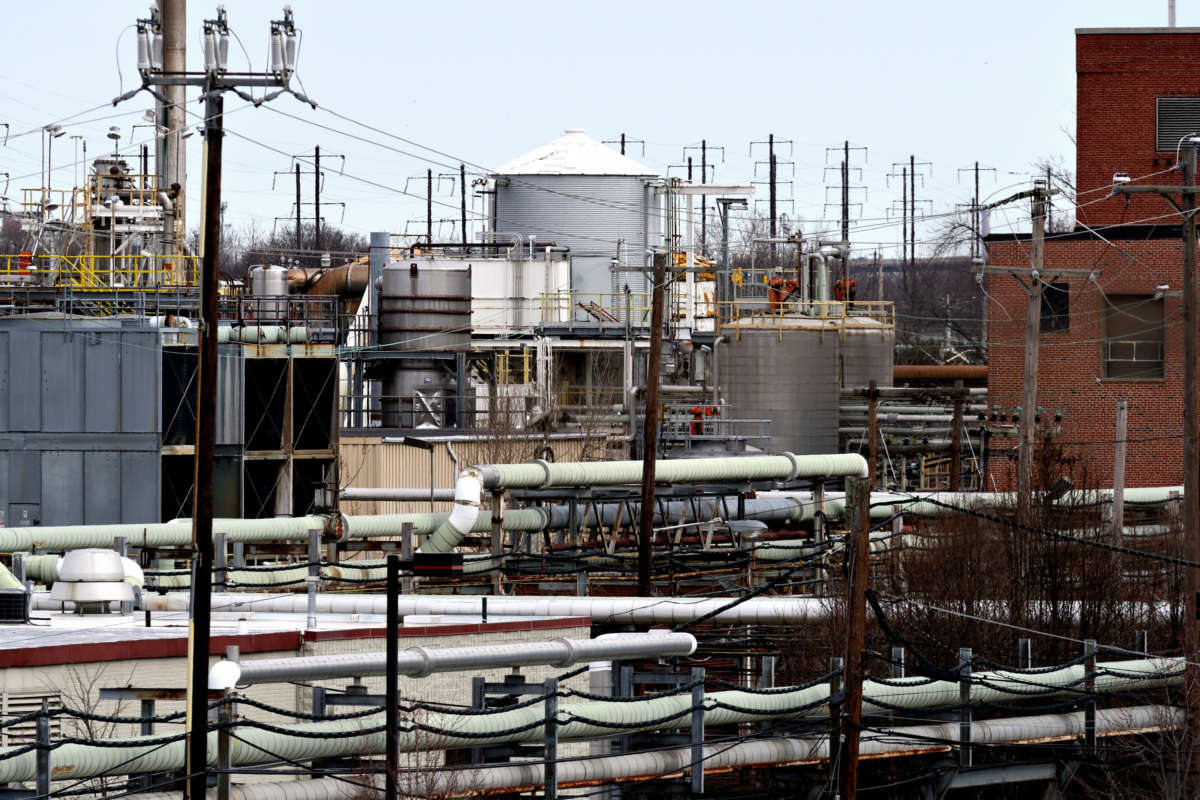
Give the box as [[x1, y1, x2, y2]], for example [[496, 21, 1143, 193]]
[[985, 27, 1200, 489]]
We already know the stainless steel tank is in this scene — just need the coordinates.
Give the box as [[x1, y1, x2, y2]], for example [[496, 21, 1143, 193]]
[[248, 264, 289, 321], [378, 259, 472, 428]]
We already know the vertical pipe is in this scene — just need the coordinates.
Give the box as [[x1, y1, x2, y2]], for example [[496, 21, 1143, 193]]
[[307, 528, 320, 629], [400, 522, 413, 595], [213, 531, 227, 590], [186, 89, 222, 800], [217, 692, 232, 800], [1018, 638, 1032, 669], [385, 555, 398, 800], [891, 647, 905, 679], [160, 0, 186, 255], [1084, 638, 1097, 752]]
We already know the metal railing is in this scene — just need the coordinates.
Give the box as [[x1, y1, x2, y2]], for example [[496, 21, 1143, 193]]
[[0, 252, 198, 289], [539, 291, 653, 325], [719, 299, 895, 338]]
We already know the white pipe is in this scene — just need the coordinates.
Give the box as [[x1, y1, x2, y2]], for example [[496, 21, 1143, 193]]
[[124, 705, 1179, 800], [135, 593, 832, 625], [214, 632, 697, 687], [341, 488, 456, 502]]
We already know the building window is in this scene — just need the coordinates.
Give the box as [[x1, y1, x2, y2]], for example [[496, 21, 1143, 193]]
[[1103, 294, 1164, 379], [1040, 282, 1069, 332], [1156, 97, 1200, 151]]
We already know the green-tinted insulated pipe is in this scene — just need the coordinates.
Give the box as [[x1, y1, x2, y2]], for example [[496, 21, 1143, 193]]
[[0, 656, 1177, 783]]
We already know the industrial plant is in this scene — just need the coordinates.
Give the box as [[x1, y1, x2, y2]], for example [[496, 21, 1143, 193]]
[[0, 3, 1198, 800]]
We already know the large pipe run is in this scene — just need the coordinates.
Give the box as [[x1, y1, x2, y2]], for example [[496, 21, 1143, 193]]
[[1, 660, 1178, 783], [126, 705, 1176, 800], [217, 632, 697, 687]]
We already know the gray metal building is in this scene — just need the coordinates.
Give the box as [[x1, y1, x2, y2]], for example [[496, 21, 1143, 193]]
[[491, 129, 659, 298], [0, 316, 338, 526]]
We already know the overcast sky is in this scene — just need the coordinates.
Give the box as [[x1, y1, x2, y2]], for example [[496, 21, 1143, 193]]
[[0, 1, 1191, 259]]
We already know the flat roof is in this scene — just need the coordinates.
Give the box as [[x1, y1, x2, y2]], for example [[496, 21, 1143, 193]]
[[0, 611, 590, 668], [1077, 27, 1200, 34]]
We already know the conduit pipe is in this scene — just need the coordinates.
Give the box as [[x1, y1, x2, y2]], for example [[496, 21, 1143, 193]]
[[214, 632, 697, 687], [124, 705, 1178, 800], [0, 662, 1178, 783], [340, 487, 457, 502]]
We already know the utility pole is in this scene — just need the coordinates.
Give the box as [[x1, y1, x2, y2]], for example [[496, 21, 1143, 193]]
[[113, 9, 312, 800], [638, 249, 668, 596], [683, 141, 725, 258], [1111, 162, 1200, 746], [1111, 398, 1127, 540], [460, 163, 468, 250], [753, 136, 795, 268], [1017, 180, 1047, 520], [313, 145, 320, 251], [294, 162, 301, 245], [957, 162, 997, 263], [604, 133, 644, 157], [426, 168, 433, 245], [837, 467, 872, 800]]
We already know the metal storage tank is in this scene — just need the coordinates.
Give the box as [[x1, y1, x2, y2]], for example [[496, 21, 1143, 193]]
[[248, 264, 288, 321], [719, 320, 893, 455], [378, 258, 472, 428], [491, 129, 659, 311]]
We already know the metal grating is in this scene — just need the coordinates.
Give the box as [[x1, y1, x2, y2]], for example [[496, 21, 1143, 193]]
[[1156, 97, 1200, 151]]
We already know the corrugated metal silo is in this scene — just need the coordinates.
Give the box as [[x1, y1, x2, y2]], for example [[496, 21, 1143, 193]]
[[492, 129, 659, 301]]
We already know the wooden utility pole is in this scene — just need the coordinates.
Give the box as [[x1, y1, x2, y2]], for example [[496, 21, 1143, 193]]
[[837, 475, 871, 800], [867, 381, 878, 490], [950, 394, 964, 491], [313, 145, 321, 252], [460, 163, 468, 249], [1112, 153, 1199, 778], [1017, 180, 1047, 520], [637, 250, 668, 596], [1111, 399, 1127, 540]]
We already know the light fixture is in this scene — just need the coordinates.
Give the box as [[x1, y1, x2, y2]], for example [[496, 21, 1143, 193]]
[[106, 126, 121, 141], [142, 110, 156, 123], [1112, 172, 1131, 184], [181, 127, 196, 139]]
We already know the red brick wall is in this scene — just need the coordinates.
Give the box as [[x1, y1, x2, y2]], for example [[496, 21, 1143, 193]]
[[1077, 30, 1200, 227], [985, 234, 1183, 488]]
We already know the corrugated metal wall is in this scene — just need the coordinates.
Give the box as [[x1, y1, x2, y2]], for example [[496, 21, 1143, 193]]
[[339, 435, 589, 515], [494, 175, 654, 295], [0, 319, 162, 525]]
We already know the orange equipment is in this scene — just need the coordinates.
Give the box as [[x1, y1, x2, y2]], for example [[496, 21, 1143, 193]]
[[833, 277, 857, 302], [689, 405, 720, 436], [766, 275, 800, 311]]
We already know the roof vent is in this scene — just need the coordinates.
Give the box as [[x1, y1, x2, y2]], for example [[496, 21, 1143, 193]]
[[49, 549, 135, 613]]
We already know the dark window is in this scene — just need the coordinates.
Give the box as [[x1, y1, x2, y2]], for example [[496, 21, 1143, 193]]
[[1103, 294, 1164, 379], [1156, 97, 1200, 151], [1040, 282, 1069, 332]]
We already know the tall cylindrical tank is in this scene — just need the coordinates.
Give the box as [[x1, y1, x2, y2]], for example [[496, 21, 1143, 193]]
[[492, 129, 659, 315], [378, 259, 472, 428], [248, 264, 289, 321]]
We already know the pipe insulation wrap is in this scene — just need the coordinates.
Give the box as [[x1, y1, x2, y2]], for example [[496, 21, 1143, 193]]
[[124, 705, 1178, 800], [0, 661, 1179, 783]]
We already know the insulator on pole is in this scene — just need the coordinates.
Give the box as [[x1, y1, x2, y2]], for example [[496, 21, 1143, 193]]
[[203, 30, 218, 71], [284, 33, 297, 71], [151, 31, 164, 70], [136, 28, 151, 72], [269, 31, 283, 72], [218, 32, 230, 71]]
